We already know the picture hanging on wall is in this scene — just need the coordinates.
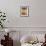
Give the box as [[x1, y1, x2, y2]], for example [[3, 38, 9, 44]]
[[20, 6, 29, 17]]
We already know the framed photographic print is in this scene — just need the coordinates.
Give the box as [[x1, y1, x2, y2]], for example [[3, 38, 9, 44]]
[[20, 6, 29, 17]]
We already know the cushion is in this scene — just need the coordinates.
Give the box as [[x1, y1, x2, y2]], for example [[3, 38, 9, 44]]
[[20, 35, 37, 43]]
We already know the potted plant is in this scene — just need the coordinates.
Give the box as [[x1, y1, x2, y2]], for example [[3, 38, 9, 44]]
[[0, 10, 6, 28]]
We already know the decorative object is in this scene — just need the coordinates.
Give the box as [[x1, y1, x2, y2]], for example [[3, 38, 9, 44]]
[[20, 6, 29, 17], [41, 34, 46, 46], [0, 10, 6, 28], [5, 29, 10, 33], [1, 31, 13, 46]]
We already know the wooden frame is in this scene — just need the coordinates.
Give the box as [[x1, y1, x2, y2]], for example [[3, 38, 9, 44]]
[[20, 6, 29, 17]]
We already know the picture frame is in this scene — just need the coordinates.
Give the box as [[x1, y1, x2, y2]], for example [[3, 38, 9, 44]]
[[20, 6, 29, 17]]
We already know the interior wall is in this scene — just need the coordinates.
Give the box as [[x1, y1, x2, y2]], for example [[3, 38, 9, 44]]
[[0, 0, 46, 27]]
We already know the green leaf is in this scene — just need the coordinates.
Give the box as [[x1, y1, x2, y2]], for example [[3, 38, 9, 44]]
[[4, 13, 5, 15], [3, 16, 6, 17], [0, 12, 2, 13], [0, 21, 1, 23], [1, 15, 2, 17], [1, 25, 3, 28], [1, 19, 6, 21], [0, 24, 1, 25]]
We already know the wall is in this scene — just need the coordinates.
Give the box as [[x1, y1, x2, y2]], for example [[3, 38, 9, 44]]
[[0, 0, 46, 27]]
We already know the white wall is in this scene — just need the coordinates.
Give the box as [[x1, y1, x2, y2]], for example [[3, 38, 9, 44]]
[[0, 0, 46, 27]]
